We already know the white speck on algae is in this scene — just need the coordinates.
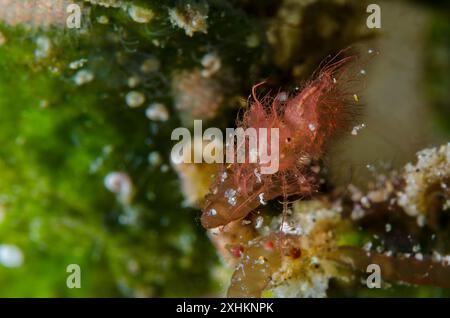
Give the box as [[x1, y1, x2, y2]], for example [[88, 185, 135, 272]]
[[126, 91, 146, 108], [96, 15, 109, 24], [146, 103, 169, 121], [104, 171, 133, 203], [148, 152, 162, 166], [168, 2, 209, 37], [127, 76, 140, 88], [0, 244, 24, 268], [69, 58, 88, 70], [35, 36, 52, 60], [73, 69, 94, 86], [201, 52, 221, 78], [128, 4, 154, 24]]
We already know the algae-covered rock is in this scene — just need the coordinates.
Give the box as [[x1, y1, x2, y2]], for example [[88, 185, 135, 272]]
[[0, 0, 264, 297]]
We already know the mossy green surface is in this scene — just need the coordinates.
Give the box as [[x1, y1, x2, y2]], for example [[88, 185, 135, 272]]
[[0, 0, 265, 297]]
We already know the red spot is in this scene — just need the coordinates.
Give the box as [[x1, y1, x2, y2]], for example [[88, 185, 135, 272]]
[[263, 240, 275, 251], [289, 247, 302, 259], [230, 245, 244, 258]]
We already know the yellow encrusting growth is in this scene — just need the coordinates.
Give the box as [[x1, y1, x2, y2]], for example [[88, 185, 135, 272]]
[[397, 143, 450, 226], [168, 2, 209, 37], [263, 200, 343, 298]]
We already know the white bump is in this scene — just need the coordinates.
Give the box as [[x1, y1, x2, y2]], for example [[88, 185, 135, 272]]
[[126, 91, 146, 108], [254, 168, 262, 183], [146, 103, 169, 121], [351, 123, 366, 135], [259, 193, 267, 205], [73, 69, 94, 86], [148, 152, 162, 166], [35, 36, 51, 59], [201, 52, 221, 78], [97, 15, 109, 24], [129, 5, 154, 23], [127, 76, 140, 88], [0, 244, 24, 268], [255, 216, 264, 229], [385, 223, 392, 232], [69, 58, 88, 70], [224, 188, 237, 206], [104, 172, 133, 203], [220, 172, 228, 182]]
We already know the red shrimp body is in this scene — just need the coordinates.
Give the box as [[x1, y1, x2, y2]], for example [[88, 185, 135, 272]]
[[201, 55, 361, 229]]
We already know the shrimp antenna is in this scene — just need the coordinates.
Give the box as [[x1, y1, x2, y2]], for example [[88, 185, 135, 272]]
[[252, 81, 267, 103]]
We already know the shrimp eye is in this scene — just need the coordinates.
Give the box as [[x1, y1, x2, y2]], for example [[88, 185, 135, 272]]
[[286, 137, 292, 143]]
